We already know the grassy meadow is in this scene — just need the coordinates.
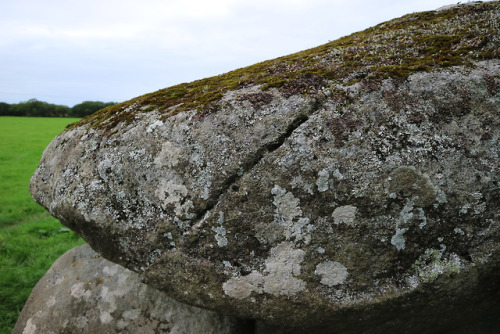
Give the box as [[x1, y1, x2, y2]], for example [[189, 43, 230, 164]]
[[0, 117, 85, 333]]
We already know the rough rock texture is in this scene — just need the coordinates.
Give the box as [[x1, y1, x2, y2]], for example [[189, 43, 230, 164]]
[[13, 244, 248, 334], [30, 2, 500, 333]]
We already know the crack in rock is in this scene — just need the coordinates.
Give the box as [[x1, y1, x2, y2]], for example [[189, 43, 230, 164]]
[[193, 99, 321, 223]]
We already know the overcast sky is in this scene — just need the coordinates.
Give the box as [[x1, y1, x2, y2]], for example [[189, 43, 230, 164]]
[[0, 0, 481, 106]]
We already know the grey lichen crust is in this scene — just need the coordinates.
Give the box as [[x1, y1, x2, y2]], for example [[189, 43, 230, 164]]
[[30, 3, 500, 333]]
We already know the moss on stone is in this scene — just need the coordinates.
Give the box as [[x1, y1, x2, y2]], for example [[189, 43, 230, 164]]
[[389, 167, 437, 207], [67, 1, 500, 132], [413, 248, 463, 283]]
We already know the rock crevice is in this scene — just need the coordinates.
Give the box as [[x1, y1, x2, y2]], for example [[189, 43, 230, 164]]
[[194, 98, 319, 222]]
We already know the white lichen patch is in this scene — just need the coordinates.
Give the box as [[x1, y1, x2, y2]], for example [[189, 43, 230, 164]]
[[391, 228, 409, 251], [272, 185, 302, 227], [70, 282, 91, 299], [415, 207, 427, 229], [263, 242, 307, 296], [165, 232, 176, 247], [332, 205, 358, 226], [75, 316, 89, 330], [271, 185, 312, 242], [212, 211, 228, 247], [390, 198, 428, 248], [153, 141, 181, 168], [223, 242, 306, 298], [97, 157, 115, 182], [155, 178, 188, 215], [46, 296, 56, 308], [332, 168, 344, 180], [177, 200, 197, 220], [315, 260, 348, 287], [146, 120, 164, 133], [103, 265, 118, 276], [122, 309, 141, 320], [222, 271, 264, 299], [292, 218, 314, 244], [399, 199, 415, 225], [474, 202, 487, 215], [316, 169, 330, 192], [435, 188, 448, 204], [128, 148, 146, 161], [23, 318, 37, 334], [100, 311, 113, 324], [96, 272, 133, 323], [290, 175, 314, 195], [225, 186, 313, 299]]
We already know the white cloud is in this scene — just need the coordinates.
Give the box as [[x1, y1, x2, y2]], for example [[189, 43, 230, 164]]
[[0, 0, 484, 106]]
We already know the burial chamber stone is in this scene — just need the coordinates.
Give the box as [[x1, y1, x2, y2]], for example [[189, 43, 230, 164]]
[[30, 2, 500, 333], [13, 244, 248, 334]]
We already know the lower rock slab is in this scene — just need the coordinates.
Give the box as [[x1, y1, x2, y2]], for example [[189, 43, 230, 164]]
[[13, 244, 250, 334]]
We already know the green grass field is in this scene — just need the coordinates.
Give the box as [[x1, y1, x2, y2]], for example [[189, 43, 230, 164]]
[[0, 117, 85, 333]]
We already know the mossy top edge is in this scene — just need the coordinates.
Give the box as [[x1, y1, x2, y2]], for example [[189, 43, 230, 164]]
[[67, 1, 500, 132]]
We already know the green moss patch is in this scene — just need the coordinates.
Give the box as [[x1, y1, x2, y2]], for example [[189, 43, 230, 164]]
[[68, 1, 500, 132]]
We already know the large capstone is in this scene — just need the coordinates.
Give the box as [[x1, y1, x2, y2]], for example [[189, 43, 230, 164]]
[[30, 2, 500, 333]]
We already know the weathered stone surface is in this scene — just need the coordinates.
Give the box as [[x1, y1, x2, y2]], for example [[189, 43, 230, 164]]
[[30, 2, 500, 333], [13, 245, 248, 334]]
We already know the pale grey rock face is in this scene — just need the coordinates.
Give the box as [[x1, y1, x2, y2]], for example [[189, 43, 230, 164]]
[[29, 3, 500, 332], [30, 60, 500, 332], [13, 244, 248, 334]]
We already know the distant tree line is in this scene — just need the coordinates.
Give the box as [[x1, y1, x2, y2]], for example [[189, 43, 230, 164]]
[[0, 99, 116, 118]]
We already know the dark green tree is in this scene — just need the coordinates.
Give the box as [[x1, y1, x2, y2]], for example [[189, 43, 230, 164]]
[[0, 99, 115, 117], [0, 102, 10, 116], [8, 99, 71, 117], [71, 101, 115, 117]]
